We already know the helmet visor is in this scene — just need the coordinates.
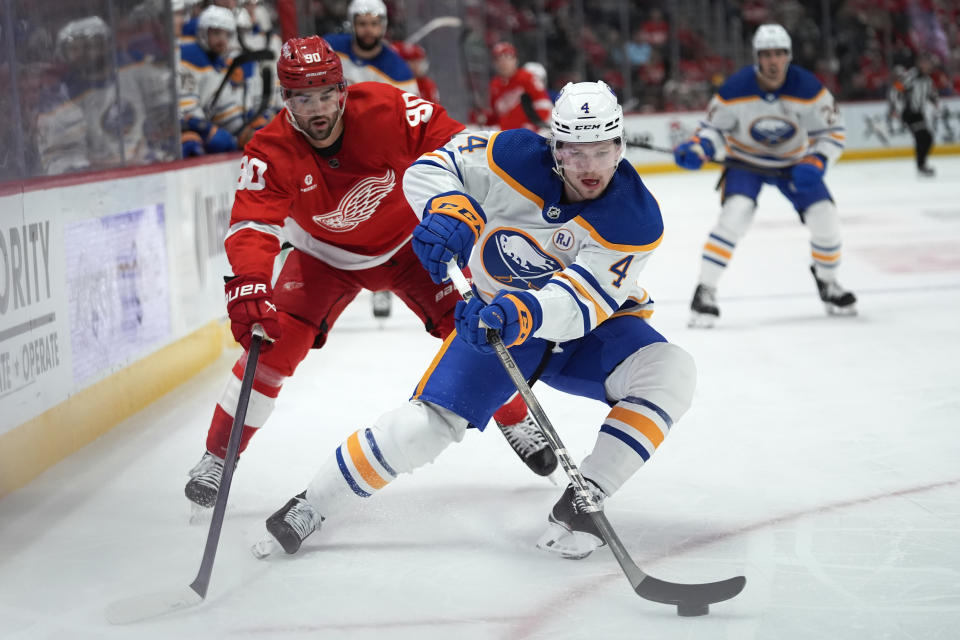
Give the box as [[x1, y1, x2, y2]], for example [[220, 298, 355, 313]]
[[283, 84, 345, 118], [555, 140, 621, 172]]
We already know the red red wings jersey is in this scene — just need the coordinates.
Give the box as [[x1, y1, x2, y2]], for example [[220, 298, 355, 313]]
[[488, 69, 553, 131], [226, 82, 464, 280], [416, 76, 440, 105]]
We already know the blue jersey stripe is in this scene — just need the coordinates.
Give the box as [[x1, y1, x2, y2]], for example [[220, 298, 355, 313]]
[[709, 233, 736, 248], [439, 147, 463, 184], [364, 428, 396, 478], [600, 425, 651, 461], [568, 263, 618, 311], [622, 395, 673, 428], [548, 278, 592, 335], [411, 159, 455, 175], [335, 446, 371, 497]]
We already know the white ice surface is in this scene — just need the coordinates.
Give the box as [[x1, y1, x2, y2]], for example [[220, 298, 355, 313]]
[[1, 157, 959, 639]]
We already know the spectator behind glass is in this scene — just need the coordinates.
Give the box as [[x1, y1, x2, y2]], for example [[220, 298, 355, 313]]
[[33, 15, 176, 175], [179, 5, 269, 156]]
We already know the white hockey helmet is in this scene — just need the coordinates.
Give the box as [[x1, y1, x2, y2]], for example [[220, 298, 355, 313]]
[[348, 0, 387, 24], [171, 0, 185, 12], [56, 15, 110, 64], [551, 81, 623, 142], [197, 5, 236, 49], [523, 61, 547, 86], [752, 24, 791, 59], [551, 81, 625, 172], [234, 7, 252, 32]]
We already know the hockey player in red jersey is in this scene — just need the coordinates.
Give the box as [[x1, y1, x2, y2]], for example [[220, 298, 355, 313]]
[[487, 41, 553, 132], [394, 41, 440, 105], [185, 36, 557, 513]]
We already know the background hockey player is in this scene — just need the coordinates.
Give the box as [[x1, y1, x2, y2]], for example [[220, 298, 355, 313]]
[[486, 41, 553, 133], [253, 81, 697, 564], [324, 0, 417, 95], [34, 15, 176, 174], [674, 23, 857, 327], [394, 41, 440, 105], [323, 0, 419, 320], [179, 5, 265, 155], [185, 36, 556, 517], [888, 54, 940, 177]]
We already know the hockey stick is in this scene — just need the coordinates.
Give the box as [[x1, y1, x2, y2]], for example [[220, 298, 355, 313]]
[[625, 136, 788, 178], [104, 328, 265, 624], [445, 261, 745, 616], [405, 16, 463, 45]]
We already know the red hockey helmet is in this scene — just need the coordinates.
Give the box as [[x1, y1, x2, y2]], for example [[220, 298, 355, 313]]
[[277, 36, 344, 91], [394, 41, 427, 62], [491, 41, 516, 59]]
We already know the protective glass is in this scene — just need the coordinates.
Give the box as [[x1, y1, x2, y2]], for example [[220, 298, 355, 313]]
[[555, 140, 621, 172], [283, 85, 345, 118]]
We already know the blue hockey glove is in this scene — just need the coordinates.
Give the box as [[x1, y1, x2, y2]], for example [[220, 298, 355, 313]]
[[455, 290, 542, 353], [412, 192, 486, 283], [673, 137, 715, 170], [791, 154, 826, 190]]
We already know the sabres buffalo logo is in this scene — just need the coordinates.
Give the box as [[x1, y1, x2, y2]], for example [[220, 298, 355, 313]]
[[748, 116, 797, 146], [482, 229, 562, 290]]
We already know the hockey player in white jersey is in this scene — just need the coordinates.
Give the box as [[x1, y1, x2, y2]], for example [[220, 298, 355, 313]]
[[674, 23, 857, 326], [179, 5, 263, 154], [253, 81, 697, 562], [324, 0, 418, 95]]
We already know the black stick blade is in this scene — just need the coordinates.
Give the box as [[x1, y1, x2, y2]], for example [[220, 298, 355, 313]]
[[635, 574, 746, 608]]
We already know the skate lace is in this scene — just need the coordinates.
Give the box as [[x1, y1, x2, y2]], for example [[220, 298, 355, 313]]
[[572, 481, 605, 514], [189, 454, 224, 488], [285, 498, 321, 538], [501, 416, 549, 457]]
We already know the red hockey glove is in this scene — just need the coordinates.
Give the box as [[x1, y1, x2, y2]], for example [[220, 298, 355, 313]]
[[224, 275, 281, 350]]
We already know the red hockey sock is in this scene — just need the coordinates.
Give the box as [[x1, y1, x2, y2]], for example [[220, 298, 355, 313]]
[[492, 392, 527, 426], [206, 404, 259, 458]]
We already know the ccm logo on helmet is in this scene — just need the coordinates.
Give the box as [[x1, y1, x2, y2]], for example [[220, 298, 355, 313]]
[[574, 124, 601, 130], [226, 283, 268, 302]]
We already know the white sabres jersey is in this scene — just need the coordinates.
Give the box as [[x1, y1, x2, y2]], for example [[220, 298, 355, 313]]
[[324, 33, 419, 95], [696, 64, 845, 169], [403, 129, 664, 342]]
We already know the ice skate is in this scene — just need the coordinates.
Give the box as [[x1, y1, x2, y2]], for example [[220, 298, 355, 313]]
[[917, 165, 935, 177], [810, 266, 857, 316], [184, 452, 225, 509], [497, 413, 558, 477], [688, 284, 719, 328], [371, 290, 392, 319], [252, 491, 323, 558], [536, 481, 607, 560]]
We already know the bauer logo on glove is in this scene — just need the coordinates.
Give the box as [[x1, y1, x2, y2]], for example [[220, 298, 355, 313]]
[[224, 275, 281, 350]]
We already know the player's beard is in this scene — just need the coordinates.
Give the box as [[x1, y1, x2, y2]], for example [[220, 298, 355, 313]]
[[301, 112, 340, 142], [354, 34, 381, 52]]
